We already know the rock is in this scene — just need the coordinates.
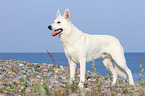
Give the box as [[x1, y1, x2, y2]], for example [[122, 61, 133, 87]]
[[28, 63, 33, 66], [49, 72, 53, 75], [58, 89, 64, 95], [88, 78, 92, 81], [9, 65, 13, 67], [0, 67, 3, 70], [53, 68, 56, 70], [49, 90, 55, 94], [36, 75, 41, 79], [42, 69, 48, 72], [26, 87, 31, 93], [14, 79, 20, 83], [19, 64, 24, 67], [75, 75, 79, 78], [0, 75, 3, 79], [31, 79, 36, 82], [69, 93, 77, 96], [11, 72, 16, 75]]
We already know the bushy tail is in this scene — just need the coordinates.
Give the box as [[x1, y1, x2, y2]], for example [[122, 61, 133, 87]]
[[115, 63, 127, 79]]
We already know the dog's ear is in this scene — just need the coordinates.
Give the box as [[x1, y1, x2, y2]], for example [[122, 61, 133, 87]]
[[57, 9, 61, 17], [63, 9, 70, 21]]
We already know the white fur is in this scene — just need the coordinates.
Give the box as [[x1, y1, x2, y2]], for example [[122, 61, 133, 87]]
[[49, 9, 134, 88]]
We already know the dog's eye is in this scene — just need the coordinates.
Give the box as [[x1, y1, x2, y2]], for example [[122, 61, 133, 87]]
[[57, 21, 61, 24]]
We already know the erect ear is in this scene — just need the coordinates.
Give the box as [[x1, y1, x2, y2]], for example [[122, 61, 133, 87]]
[[63, 9, 70, 21], [57, 9, 61, 18]]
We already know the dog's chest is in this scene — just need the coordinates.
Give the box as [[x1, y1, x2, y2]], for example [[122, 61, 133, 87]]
[[62, 42, 79, 63]]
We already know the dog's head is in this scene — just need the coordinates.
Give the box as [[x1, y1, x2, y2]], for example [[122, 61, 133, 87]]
[[48, 9, 71, 37]]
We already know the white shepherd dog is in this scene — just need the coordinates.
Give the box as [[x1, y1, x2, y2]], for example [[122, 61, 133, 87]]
[[48, 9, 134, 88]]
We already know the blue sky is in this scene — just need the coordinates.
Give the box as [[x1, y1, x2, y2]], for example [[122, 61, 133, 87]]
[[0, 0, 145, 52]]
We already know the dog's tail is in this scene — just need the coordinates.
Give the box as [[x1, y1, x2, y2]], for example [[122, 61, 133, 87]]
[[114, 63, 127, 79]]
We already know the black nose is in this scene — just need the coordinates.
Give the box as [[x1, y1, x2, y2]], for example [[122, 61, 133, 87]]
[[48, 25, 52, 30]]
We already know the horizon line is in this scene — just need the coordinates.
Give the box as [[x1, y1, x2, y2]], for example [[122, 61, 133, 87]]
[[0, 52, 145, 53]]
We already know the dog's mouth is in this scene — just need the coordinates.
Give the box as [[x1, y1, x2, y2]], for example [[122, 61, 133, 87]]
[[52, 28, 63, 37]]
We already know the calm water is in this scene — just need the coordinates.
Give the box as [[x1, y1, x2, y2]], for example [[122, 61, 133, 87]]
[[0, 53, 144, 82]]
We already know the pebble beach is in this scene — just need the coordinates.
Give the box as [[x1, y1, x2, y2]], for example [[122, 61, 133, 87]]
[[0, 59, 144, 95]]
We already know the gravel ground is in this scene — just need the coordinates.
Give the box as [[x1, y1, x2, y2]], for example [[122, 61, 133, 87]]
[[0, 59, 144, 95]]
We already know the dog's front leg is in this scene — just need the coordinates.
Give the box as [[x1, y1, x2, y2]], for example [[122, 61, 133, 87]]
[[69, 59, 76, 85], [78, 58, 86, 88]]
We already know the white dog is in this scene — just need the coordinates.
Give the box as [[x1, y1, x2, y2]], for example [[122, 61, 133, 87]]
[[48, 9, 134, 88]]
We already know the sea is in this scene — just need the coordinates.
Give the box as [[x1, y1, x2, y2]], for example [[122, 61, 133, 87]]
[[0, 53, 145, 82]]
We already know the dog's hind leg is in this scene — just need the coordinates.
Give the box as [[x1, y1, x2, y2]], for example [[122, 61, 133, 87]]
[[102, 55, 118, 85], [124, 67, 134, 85], [110, 51, 134, 85]]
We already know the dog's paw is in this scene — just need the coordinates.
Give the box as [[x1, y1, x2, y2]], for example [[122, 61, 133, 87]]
[[129, 82, 135, 86], [111, 83, 116, 86], [78, 83, 84, 89]]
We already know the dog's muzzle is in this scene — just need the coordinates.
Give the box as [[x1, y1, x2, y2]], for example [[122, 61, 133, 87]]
[[48, 25, 63, 37]]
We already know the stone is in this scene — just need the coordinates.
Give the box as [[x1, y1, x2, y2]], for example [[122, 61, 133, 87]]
[[19, 64, 24, 67], [31, 79, 36, 82], [9, 65, 13, 67], [28, 63, 33, 66], [11, 72, 16, 75], [36, 75, 41, 79]]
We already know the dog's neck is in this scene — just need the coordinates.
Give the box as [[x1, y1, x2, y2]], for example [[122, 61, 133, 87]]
[[59, 23, 83, 43]]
